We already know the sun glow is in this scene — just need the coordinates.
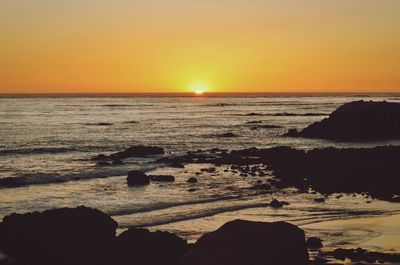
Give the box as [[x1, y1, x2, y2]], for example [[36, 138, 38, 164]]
[[190, 82, 209, 95]]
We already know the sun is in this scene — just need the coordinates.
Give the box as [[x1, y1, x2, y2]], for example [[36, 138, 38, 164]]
[[190, 82, 209, 95], [195, 90, 204, 95]]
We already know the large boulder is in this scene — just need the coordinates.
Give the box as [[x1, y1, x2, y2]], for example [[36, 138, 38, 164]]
[[0, 206, 117, 265], [286, 100, 400, 140], [114, 228, 189, 265], [182, 219, 309, 265], [127, 171, 150, 186]]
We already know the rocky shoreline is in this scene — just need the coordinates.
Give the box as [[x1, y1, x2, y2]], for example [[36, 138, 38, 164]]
[[1, 206, 399, 265], [156, 145, 400, 202]]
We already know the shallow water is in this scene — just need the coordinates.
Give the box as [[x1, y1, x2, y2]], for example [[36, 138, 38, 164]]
[[1, 94, 400, 251]]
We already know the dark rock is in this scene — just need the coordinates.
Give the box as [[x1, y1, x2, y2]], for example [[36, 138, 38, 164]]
[[114, 228, 189, 265], [92, 154, 109, 161], [112, 159, 124, 165], [182, 219, 309, 265], [0, 177, 25, 188], [250, 183, 272, 190], [188, 188, 197, 192], [149, 175, 175, 182], [216, 132, 237, 138], [96, 161, 112, 167], [307, 237, 323, 249], [127, 171, 150, 186], [245, 112, 264, 116], [269, 199, 284, 208], [112, 145, 165, 159], [187, 177, 198, 183], [329, 248, 400, 263], [0, 206, 117, 265], [170, 162, 185, 168], [314, 198, 326, 203], [250, 125, 282, 130], [286, 101, 400, 140], [92, 146, 164, 161], [246, 120, 263, 124], [154, 145, 400, 201]]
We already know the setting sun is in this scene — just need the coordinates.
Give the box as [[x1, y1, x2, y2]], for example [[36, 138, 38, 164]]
[[190, 82, 209, 95]]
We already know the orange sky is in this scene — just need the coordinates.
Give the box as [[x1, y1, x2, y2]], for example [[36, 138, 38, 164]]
[[1, 0, 400, 93]]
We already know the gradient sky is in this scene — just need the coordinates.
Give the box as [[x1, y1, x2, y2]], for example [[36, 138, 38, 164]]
[[1, 0, 400, 93]]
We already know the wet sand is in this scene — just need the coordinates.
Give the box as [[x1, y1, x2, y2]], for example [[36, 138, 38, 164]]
[[302, 213, 400, 253]]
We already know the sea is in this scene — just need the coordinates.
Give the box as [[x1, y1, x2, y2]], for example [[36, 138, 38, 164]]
[[1, 93, 400, 249]]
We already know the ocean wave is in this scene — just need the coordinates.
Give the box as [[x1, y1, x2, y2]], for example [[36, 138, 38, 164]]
[[0, 166, 149, 188], [244, 112, 329, 117], [117, 201, 270, 228], [0, 147, 77, 156], [108, 195, 244, 217]]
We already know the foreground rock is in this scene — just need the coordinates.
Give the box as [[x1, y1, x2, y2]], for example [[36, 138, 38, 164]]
[[127, 171, 150, 186], [182, 219, 309, 265], [286, 100, 400, 140], [115, 228, 189, 265], [0, 206, 117, 265]]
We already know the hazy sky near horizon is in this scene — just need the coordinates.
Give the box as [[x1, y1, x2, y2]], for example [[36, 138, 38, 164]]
[[1, 0, 400, 93]]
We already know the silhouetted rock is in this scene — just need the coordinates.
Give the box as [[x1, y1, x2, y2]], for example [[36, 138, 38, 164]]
[[250, 183, 272, 190], [93, 145, 164, 161], [115, 228, 188, 265], [250, 125, 282, 130], [270, 199, 284, 208], [182, 219, 309, 265], [246, 112, 263, 116], [307, 237, 323, 249], [149, 175, 175, 182], [127, 171, 150, 186], [0, 177, 24, 188], [112, 145, 165, 159], [286, 101, 400, 140], [112, 159, 124, 165], [187, 177, 198, 183], [246, 120, 263, 124], [96, 161, 112, 167], [328, 248, 400, 263], [92, 154, 108, 161], [314, 198, 326, 203], [216, 132, 237, 138], [0, 206, 117, 265], [155, 145, 400, 201]]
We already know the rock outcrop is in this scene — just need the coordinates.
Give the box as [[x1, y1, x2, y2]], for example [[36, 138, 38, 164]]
[[0, 206, 117, 265], [182, 219, 309, 265], [114, 228, 189, 265], [286, 101, 400, 140]]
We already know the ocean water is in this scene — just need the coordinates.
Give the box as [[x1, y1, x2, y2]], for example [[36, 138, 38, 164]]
[[1, 94, 400, 246]]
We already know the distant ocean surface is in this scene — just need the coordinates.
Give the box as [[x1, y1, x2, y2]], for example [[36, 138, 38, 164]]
[[1, 94, 400, 242]]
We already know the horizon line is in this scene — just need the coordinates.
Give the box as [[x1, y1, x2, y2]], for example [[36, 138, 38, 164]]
[[1, 91, 400, 98]]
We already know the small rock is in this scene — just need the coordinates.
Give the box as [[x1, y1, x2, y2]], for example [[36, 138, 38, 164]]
[[96, 161, 112, 167], [127, 171, 150, 186], [270, 199, 284, 208], [149, 175, 175, 182], [187, 177, 198, 183], [307, 237, 323, 249], [314, 198, 326, 203]]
